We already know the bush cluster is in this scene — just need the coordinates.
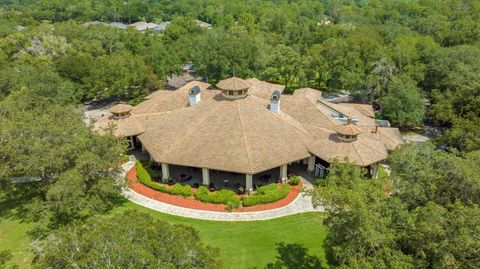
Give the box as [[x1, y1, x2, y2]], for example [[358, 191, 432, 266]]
[[242, 183, 291, 207], [194, 186, 241, 208], [135, 161, 192, 197], [136, 162, 292, 207], [288, 175, 301, 185]]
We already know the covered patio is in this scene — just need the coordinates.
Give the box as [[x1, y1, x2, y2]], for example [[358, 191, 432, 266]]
[[147, 156, 315, 193]]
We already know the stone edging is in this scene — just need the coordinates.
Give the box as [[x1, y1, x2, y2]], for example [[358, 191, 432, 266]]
[[120, 161, 324, 221]]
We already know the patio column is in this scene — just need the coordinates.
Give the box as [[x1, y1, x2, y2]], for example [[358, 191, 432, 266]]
[[371, 163, 379, 179], [307, 156, 315, 173], [202, 168, 210, 185], [246, 174, 253, 191], [280, 164, 288, 182], [161, 163, 170, 181]]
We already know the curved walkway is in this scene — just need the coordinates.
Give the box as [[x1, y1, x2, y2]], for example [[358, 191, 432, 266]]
[[120, 161, 324, 221]]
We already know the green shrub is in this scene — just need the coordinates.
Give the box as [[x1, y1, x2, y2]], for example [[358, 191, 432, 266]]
[[288, 175, 300, 185], [168, 184, 193, 197], [242, 184, 291, 207], [194, 186, 241, 207], [136, 161, 151, 183], [225, 200, 239, 212], [146, 167, 160, 179], [135, 161, 192, 197]]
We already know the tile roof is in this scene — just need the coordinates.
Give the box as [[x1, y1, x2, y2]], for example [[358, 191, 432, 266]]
[[94, 78, 404, 172], [134, 81, 215, 114], [138, 95, 312, 174], [216, 77, 250, 91], [94, 116, 145, 137], [109, 103, 133, 114], [308, 132, 388, 166]]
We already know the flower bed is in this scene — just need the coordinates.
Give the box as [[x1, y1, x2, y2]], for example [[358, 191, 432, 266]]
[[242, 183, 291, 207], [136, 161, 192, 197], [133, 162, 299, 210], [127, 166, 302, 212]]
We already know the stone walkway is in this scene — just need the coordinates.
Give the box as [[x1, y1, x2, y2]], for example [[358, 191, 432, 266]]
[[120, 161, 324, 221]]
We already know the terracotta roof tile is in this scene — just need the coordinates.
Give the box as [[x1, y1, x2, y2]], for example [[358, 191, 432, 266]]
[[216, 77, 250, 91]]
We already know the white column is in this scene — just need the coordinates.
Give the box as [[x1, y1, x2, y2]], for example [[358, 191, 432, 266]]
[[307, 156, 316, 173], [246, 174, 253, 191], [202, 168, 210, 185], [280, 164, 288, 181], [127, 136, 134, 150], [161, 163, 170, 181], [371, 163, 379, 179]]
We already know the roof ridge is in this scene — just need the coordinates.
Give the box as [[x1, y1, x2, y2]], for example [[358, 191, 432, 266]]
[[236, 101, 254, 174], [375, 128, 398, 144], [350, 140, 366, 166], [160, 103, 222, 158], [356, 136, 387, 157]]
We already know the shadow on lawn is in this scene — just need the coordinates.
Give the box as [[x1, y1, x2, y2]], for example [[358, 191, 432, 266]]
[[259, 242, 326, 269], [0, 182, 44, 221], [0, 182, 128, 225]]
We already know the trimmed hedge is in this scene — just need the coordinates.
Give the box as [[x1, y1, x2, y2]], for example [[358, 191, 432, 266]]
[[194, 186, 241, 207], [135, 162, 292, 207], [242, 183, 291, 207], [135, 161, 192, 197]]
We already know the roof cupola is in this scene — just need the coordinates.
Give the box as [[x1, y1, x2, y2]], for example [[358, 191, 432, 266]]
[[216, 77, 250, 100], [109, 103, 133, 119], [335, 117, 362, 142]]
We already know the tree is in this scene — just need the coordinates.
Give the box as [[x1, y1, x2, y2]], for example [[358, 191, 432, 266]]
[[389, 143, 480, 208], [83, 51, 156, 99], [0, 88, 126, 227], [312, 148, 480, 268], [191, 28, 265, 82], [310, 162, 413, 268], [33, 210, 221, 269], [380, 75, 425, 126], [263, 45, 300, 87]]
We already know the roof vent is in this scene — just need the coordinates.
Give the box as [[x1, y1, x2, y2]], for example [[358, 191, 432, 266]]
[[270, 91, 281, 113], [189, 86, 201, 106]]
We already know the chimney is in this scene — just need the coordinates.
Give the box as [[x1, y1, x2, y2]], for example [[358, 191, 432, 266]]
[[269, 91, 281, 113], [188, 85, 201, 106]]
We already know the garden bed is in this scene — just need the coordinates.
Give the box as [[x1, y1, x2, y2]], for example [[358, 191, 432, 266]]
[[126, 165, 302, 212]]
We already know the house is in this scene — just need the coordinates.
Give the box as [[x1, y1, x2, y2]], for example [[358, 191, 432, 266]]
[[154, 21, 171, 32], [94, 77, 403, 190], [195, 19, 213, 29], [110, 22, 127, 30], [82, 21, 107, 27], [129, 22, 158, 32]]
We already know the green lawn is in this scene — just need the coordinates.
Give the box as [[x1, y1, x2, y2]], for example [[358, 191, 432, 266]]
[[0, 196, 328, 269]]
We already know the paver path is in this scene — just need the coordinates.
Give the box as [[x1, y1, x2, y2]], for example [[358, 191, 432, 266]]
[[120, 161, 324, 221]]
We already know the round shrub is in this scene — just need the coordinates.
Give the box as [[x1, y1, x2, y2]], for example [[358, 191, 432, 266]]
[[195, 186, 240, 207], [242, 184, 291, 207], [288, 175, 300, 185]]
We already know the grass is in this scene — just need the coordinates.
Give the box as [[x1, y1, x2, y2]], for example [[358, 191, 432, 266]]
[[0, 193, 328, 269]]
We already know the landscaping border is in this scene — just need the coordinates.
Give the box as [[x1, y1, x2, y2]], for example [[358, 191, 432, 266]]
[[126, 166, 303, 212]]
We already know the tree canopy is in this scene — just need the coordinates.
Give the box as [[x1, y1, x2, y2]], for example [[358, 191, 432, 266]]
[[312, 144, 480, 268], [33, 210, 221, 269], [0, 88, 126, 227]]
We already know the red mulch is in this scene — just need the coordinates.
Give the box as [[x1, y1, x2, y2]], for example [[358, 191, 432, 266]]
[[125, 166, 302, 212]]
